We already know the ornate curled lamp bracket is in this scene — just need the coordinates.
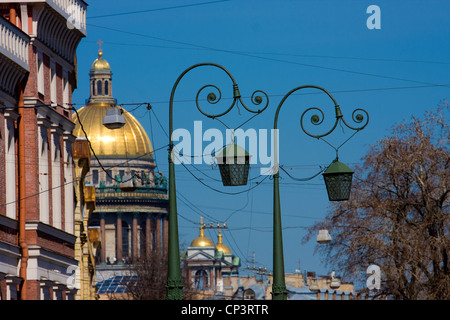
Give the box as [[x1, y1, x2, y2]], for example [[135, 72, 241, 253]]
[[190, 65, 269, 129], [169, 62, 269, 156], [295, 87, 369, 158], [273, 85, 369, 164], [300, 106, 369, 138], [297, 86, 369, 139]]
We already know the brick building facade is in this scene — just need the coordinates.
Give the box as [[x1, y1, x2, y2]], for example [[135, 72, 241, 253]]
[[0, 1, 86, 300]]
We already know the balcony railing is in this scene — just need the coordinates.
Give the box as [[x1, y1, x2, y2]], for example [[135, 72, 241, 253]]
[[96, 186, 168, 199], [0, 16, 29, 71], [47, 0, 87, 35]]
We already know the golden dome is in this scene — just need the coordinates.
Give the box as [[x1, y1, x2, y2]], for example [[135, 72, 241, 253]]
[[190, 218, 214, 247], [90, 51, 111, 74], [72, 103, 153, 158], [216, 231, 231, 255]]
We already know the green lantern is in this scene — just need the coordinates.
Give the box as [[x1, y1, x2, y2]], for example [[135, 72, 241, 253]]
[[322, 159, 354, 201], [216, 143, 251, 186]]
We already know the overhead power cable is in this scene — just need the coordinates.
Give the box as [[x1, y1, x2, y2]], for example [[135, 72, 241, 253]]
[[87, 0, 231, 19], [86, 24, 450, 89], [84, 39, 450, 66]]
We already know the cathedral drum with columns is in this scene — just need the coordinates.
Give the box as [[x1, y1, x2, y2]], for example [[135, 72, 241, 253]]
[[72, 48, 169, 274]]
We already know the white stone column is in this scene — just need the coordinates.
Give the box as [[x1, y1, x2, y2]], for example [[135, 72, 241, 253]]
[[37, 116, 51, 224], [4, 109, 19, 220], [51, 124, 63, 229], [63, 132, 75, 234]]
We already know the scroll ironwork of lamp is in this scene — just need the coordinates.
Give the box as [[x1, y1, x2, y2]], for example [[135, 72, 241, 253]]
[[271, 85, 369, 300], [167, 63, 269, 300]]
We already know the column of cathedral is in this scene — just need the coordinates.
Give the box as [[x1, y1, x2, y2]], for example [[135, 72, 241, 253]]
[[96, 212, 168, 264]]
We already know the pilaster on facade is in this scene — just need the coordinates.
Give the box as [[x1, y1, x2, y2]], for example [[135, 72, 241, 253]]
[[73, 138, 100, 300], [0, 0, 86, 300]]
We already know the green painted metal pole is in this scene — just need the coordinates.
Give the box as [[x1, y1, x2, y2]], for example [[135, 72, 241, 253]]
[[165, 68, 187, 300], [165, 63, 237, 300], [271, 85, 337, 301], [166, 156, 184, 300], [272, 171, 288, 300], [164, 62, 269, 299]]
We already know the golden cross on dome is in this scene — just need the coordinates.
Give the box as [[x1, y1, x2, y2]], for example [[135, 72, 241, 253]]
[[97, 39, 104, 57], [97, 39, 104, 51]]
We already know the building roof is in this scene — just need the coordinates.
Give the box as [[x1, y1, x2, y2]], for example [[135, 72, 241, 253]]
[[90, 50, 111, 74]]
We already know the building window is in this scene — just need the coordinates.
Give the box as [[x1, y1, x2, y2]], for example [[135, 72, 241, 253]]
[[92, 80, 95, 95], [195, 270, 209, 289], [97, 80, 102, 95], [104, 80, 109, 95], [106, 169, 112, 184], [244, 289, 256, 300], [122, 221, 130, 261], [92, 170, 99, 185]]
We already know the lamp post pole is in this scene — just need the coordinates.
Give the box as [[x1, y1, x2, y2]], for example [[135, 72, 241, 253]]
[[271, 85, 368, 300], [166, 63, 269, 300]]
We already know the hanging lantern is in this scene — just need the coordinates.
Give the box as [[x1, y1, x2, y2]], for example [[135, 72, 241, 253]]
[[322, 159, 354, 201], [316, 229, 332, 244], [103, 106, 125, 129], [119, 172, 137, 192], [215, 143, 251, 186]]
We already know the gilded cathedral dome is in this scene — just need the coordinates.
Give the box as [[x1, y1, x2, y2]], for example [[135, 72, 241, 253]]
[[72, 49, 153, 159], [72, 103, 153, 158]]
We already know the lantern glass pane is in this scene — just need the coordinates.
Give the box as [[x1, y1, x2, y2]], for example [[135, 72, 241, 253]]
[[324, 173, 353, 201], [218, 160, 250, 186]]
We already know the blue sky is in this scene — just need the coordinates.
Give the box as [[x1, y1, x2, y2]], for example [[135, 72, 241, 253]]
[[72, 0, 450, 282]]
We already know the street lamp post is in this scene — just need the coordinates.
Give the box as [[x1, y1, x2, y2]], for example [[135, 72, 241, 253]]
[[271, 85, 368, 300], [166, 63, 269, 300]]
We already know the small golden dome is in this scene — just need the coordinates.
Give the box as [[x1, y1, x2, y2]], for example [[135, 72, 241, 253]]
[[90, 50, 111, 74], [72, 103, 153, 158], [190, 217, 214, 247], [216, 231, 231, 255], [190, 231, 215, 247]]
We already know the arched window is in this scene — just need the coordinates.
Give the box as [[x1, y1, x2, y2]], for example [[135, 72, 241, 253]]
[[105, 80, 109, 95], [244, 289, 256, 300], [195, 269, 209, 290], [122, 221, 130, 262], [92, 80, 95, 95], [97, 80, 103, 95]]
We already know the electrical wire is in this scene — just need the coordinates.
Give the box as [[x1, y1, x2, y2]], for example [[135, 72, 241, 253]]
[[86, 24, 450, 89], [82, 39, 450, 66], [87, 0, 231, 19]]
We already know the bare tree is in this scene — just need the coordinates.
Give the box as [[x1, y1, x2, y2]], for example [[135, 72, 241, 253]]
[[304, 103, 449, 300], [108, 252, 195, 300]]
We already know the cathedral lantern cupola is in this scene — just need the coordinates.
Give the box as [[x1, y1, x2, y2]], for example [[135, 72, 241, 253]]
[[88, 40, 114, 104]]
